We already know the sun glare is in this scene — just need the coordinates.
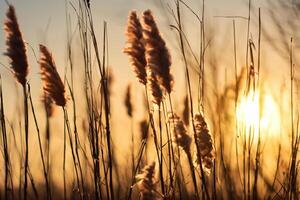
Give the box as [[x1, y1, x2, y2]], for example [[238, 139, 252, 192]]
[[236, 90, 280, 139]]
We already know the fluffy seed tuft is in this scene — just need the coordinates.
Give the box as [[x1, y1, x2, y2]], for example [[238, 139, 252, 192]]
[[124, 11, 147, 85], [168, 113, 192, 154], [4, 5, 29, 86], [142, 10, 173, 94], [39, 44, 66, 107], [194, 113, 215, 174], [136, 162, 157, 200]]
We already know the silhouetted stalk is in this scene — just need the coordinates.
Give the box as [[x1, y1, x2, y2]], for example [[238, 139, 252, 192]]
[[174, 96, 199, 199], [186, 151, 200, 199], [63, 107, 81, 199], [130, 116, 135, 177], [245, 0, 251, 81], [0, 75, 13, 200], [253, 9, 261, 200], [233, 19, 243, 191], [162, 102, 175, 196], [175, 1, 209, 199], [201, 0, 205, 114], [63, 118, 67, 200], [22, 84, 29, 200], [288, 37, 299, 200], [27, 84, 51, 200], [127, 140, 147, 200], [158, 104, 165, 197], [144, 86, 165, 197]]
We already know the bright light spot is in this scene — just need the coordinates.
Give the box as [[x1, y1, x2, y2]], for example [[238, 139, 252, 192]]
[[236, 90, 280, 140]]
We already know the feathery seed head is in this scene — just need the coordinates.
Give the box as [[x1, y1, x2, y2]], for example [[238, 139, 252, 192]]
[[147, 69, 162, 105], [168, 113, 192, 154], [142, 10, 173, 94], [136, 162, 157, 200], [39, 44, 66, 107], [124, 11, 147, 85], [4, 5, 29, 86], [194, 113, 215, 174]]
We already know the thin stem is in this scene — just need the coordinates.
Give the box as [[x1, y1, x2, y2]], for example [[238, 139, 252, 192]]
[[23, 84, 29, 200], [63, 107, 81, 198], [27, 84, 51, 200]]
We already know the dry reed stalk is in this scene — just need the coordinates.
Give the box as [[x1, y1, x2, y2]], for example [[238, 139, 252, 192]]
[[136, 162, 157, 200], [194, 113, 215, 174], [4, 5, 28, 86], [39, 44, 84, 199], [42, 92, 53, 186], [124, 11, 147, 85], [142, 10, 173, 94], [168, 113, 200, 199], [39, 44, 66, 107], [4, 5, 30, 200]]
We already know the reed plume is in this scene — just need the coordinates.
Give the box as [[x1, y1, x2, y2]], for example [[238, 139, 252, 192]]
[[39, 44, 66, 107], [124, 11, 147, 85], [4, 5, 30, 200], [194, 113, 215, 174], [124, 84, 133, 117], [142, 10, 173, 94], [4, 5, 28, 86], [168, 113, 192, 154], [168, 113, 200, 198], [136, 162, 157, 200]]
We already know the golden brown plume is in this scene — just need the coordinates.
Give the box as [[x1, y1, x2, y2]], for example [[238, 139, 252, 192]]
[[124, 11, 147, 85], [39, 44, 66, 107], [142, 10, 173, 94], [136, 162, 157, 200], [4, 5, 29, 86], [194, 113, 215, 174], [168, 113, 192, 154], [147, 69, 162, 105]]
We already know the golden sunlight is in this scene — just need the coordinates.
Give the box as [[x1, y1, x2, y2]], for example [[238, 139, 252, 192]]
[[236, 90, 280, 140]]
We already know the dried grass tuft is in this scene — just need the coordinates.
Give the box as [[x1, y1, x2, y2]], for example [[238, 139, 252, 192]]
[[124, 11, 147, 85], [147, 69, 162, 105], [142, 10, 173, 94], [39, 44, 66, 107], [194, 113, 215, 174], [136, 162, 157, 200], [4, 5, 29, 86], [168, 113, 192, 154]]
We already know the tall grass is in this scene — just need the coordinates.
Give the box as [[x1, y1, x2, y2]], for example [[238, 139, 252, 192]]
[[0, 0, 300, 199]]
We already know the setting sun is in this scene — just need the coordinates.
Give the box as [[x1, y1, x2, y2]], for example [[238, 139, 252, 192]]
[[0, 0, 299, 199], [236, 90, 281, 140]]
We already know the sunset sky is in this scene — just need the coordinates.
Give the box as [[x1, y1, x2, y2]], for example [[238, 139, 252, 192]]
[[0, 0, 291, 119]]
